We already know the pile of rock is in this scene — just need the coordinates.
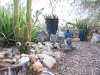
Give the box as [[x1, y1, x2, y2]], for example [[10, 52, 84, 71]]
[[0, 42, 62, 75]]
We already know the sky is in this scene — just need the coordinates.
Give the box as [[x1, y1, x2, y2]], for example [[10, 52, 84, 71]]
[[0, 0, 85, 25], [0, 0, 12, 5]]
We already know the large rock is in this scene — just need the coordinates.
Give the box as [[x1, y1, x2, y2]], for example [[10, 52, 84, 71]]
[[54, 52, 62, 61], [35, 30, 49, 42], [43, 55, 56, 69], [19, 54, 29, 64]]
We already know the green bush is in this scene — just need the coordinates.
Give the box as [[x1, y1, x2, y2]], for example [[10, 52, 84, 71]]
[[0, 6, 15, 47], [0, 2, 44, 47]]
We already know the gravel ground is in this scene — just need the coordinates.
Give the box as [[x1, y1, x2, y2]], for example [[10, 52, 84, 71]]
[[50, 41, 100, 75]]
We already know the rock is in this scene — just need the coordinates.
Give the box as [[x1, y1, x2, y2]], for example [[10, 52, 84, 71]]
[[29, 54, 38, 59], [31, 44, 37, 48], [21, 54, 29, 57], [43, 71, 54, 75], [7, 48, 13, 52], [30, 60, 44, 72], [0, 52, 4, 59], [14, 55, 20, 60], [19, 54, 29, 64], [30, 49, 35, 54], [37, 54, 47, 59], [13, 51, 20, 56], [36, 30, 49, 42], [42, 51, 54, 57], [2, 59, 12, 63], [43, 55, 56, 69], [73, 38, 80, 42], [53, 43, 61, 50], [43, 42, 54, 49], [2, 51, 13, 58], [54, 52, 62, 61]]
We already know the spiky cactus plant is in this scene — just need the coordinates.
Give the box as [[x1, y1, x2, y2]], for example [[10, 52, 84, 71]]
[[14, 0, 32, 54], [13, 0, 19, 27], [15, 26, 30, 54], [26, 0, 32, 54]]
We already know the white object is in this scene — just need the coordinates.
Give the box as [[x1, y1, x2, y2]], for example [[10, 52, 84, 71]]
[[42, 71, 54, 75], [19, 56, 29, 64], [96, 34, 100, 42], [91, 33, 97, 43], [43, 55, 56, 69], [73, 38, 80, 42]]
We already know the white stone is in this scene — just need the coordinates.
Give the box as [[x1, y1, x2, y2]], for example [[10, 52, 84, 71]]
[[30, 49, 35, 54], [7, 48, 13, 52], [43, 71, 54, 75], [54, 52, 62, 61], [43, 55, 56, 69], [29, 54, 38, 59], [73, 38, 80, 42], [19, 56, 29, 64]]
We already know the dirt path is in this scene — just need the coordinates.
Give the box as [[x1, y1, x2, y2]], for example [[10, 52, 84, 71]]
[[50, 41, 100, 75]]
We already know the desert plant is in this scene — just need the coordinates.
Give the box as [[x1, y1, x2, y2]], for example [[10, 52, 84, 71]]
[[76, 18, 99, 32], [43, 14, 58, 19], [14, 0, 32, 54], [0, 5, 15, 47], [31, 8, 44, 42]]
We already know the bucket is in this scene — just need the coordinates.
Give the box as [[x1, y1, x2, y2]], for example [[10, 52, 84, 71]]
[[45, 19, 59, 34]]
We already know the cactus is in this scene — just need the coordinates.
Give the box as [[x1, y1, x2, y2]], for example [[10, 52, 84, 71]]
[[14, 26, 30, 54], [24, 26, 29, 41], [14, 0, 32, 54], [14, 0, 19, 27]]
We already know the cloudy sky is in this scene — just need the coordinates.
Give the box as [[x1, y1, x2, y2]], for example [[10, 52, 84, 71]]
[[0, 0, 85, 25]]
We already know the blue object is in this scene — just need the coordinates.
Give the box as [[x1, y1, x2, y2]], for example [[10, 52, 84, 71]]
[[64, 32, 72, 38], [78, 30, 85, 41]]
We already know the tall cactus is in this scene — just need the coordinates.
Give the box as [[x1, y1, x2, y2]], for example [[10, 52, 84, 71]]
[[13, 0, 19, 27], [26, 0, 32, 53], [14, 0, 32, 54]]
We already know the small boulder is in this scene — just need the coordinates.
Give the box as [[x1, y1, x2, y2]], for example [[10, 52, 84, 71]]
[[43, 55, 56, 69]]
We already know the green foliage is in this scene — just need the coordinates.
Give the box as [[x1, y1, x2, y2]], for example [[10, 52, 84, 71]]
[[0, 6, 15, 47], [43, 14, 58, 19], [15, 25, 30, 54], [35, 45, 40, 54], [31, 8, 44, 42], [0, 1, 43, 47], [76, 18, 99, 32], [76, 0, 100, 26]]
